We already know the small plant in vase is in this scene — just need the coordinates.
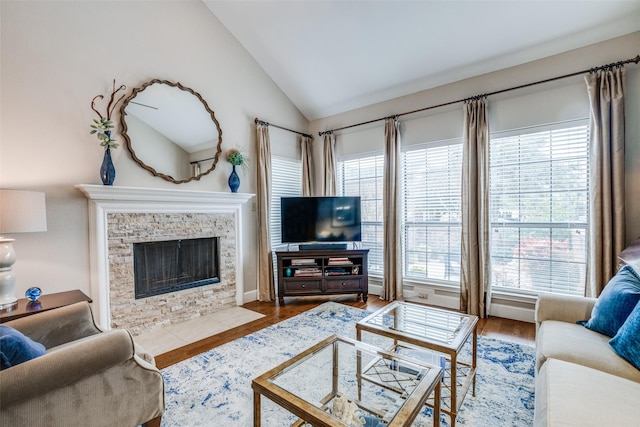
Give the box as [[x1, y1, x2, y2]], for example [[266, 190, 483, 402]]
[[226, 148, 247, 193], [90, 80, 126, 185], [90, 117, 117, 150]]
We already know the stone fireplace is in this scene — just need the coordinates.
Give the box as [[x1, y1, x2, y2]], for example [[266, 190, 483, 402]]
[[76, 185, 253, 335]]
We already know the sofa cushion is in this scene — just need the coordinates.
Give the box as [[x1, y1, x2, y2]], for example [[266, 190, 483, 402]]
[[536, 320, 640, 382], [584, 265, 640, 337], [0, 325, 46, 370], [609, 300, 640, 370], [534, 358, 640, 427]]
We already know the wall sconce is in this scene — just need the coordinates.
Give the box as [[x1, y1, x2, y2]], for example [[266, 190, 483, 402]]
[[0, 189, 47, 309]]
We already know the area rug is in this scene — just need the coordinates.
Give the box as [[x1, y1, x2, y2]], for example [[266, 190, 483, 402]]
[[160, 302, 535, 426]]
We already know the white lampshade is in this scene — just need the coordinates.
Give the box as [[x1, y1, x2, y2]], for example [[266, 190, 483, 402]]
[[0, 189, 47, 233], [0, 189, 47, 308]]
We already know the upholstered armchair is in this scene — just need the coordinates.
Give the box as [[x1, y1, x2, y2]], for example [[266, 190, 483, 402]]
[[0, 301, 164, 426]]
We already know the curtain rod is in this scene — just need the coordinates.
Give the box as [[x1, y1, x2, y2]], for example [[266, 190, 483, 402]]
[[254, 118, 313, 139], [189, 155, 216, 165], [319, 54, 640, 136]]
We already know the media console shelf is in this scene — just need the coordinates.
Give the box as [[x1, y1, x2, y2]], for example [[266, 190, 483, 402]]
[[276, 249, 369, 305]]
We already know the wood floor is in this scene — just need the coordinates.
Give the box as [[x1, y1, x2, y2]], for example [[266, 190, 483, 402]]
[[154, 295, 536, 370]]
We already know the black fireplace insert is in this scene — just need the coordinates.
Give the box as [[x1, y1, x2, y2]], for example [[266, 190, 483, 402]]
[[133, 237, 220, 299]]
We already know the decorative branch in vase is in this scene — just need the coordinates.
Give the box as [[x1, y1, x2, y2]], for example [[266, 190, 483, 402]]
[[90, 79, 126, 185], [226, 147, 248, 193]]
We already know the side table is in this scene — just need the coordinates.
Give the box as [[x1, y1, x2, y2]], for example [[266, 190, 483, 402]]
[[0, 290, 92, 323]]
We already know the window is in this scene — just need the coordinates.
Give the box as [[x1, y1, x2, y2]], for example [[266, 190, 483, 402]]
[[338, 155, 384, 276], [338, 143, 462, 283], [402, 140, 463, 285], [270, 156, 302, 275], [489, 122, 589, 296]]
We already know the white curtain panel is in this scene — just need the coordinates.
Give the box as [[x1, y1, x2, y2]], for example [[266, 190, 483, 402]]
[[381, 118, 403, 301], [585, 67, 627, 297], [301, 136, 313, 196], [256, 123, 275, 302], [461, 98, 491, 318], [323, 133, 337, 196]]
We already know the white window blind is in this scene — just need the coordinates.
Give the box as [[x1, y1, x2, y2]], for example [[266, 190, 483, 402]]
[[338, 154, 384, 276], [270, 157, 302, 277], [489, 122, 589, 296], [402, 140, 463, 285]]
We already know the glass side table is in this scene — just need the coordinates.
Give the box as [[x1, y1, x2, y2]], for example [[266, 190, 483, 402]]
[[356, 302, 478, 427], [252, 334, 442, 427]]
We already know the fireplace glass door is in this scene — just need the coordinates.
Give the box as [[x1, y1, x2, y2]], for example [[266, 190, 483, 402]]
[[133, 237, 220, 299]]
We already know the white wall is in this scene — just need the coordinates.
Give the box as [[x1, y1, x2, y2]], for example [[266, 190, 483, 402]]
[[310, 32, 640, 322], [0, 1, 308, 300], [311, 31, 640, 246], [2, 1, 638, 315]]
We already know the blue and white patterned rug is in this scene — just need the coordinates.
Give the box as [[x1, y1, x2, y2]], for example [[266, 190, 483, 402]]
[[160, 302, 535, 426]]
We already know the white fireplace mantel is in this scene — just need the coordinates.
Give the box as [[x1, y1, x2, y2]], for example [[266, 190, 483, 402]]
[[76, 184, 254, 329]]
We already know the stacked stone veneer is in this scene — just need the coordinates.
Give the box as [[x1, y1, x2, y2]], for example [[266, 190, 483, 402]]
[[107, 212, 237, 336]]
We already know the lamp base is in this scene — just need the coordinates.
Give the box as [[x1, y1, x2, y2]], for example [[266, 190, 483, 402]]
[[0, 298, 18, 310], [0, 237, 18, 310]]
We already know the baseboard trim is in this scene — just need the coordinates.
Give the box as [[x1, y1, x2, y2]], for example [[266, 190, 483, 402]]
[[251, 281, 535, 323], [243, 289, 257, 304]]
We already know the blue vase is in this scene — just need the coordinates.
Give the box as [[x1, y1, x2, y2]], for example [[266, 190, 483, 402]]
[[100, 147, 116, 185], [228, 165, 240, 193]]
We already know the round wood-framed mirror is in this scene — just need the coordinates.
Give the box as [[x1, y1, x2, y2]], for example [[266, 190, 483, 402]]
[[120, 79, 223, 184]]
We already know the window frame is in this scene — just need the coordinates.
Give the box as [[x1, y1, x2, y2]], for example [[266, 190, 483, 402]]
[[488, 119, 590, 297], [270, 155, 303, 278], [401, 138, 463, 287], [337, 152, 385, 277]]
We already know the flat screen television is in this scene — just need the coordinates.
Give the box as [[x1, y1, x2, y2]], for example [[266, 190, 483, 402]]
[[281, 196, 362, 244]]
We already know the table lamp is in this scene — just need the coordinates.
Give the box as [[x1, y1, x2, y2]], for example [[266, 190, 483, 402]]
[[0, 189, 47, 309]]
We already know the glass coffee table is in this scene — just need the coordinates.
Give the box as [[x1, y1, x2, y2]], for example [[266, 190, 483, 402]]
[[356, 302, 478, 427], [252, 334, 442, 426]]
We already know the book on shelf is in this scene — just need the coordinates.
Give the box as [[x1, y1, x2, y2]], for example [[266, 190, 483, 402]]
[[291, 258, 317, 266], [328, 260, 353, 265], [294, 268, 321, 277]]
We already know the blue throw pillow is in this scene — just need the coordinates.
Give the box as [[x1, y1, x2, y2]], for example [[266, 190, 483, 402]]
[[584, 265, 640, 337], [609, 301, 640, 370], [0, 325, 46, 370]]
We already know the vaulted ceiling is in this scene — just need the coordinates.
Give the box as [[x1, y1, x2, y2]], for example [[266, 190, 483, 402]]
[[204, 1, 640, 121]]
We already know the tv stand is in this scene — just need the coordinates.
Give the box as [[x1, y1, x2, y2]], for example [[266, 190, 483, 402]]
[[276, 249, 369, 305]]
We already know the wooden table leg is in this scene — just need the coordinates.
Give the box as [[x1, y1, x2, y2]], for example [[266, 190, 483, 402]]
[[253, 391, 261, 427], [434, 380, 441, 427], [356, 328, 363, 400], [450, 352, 457, 427], [472, 327, 477, 397]]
